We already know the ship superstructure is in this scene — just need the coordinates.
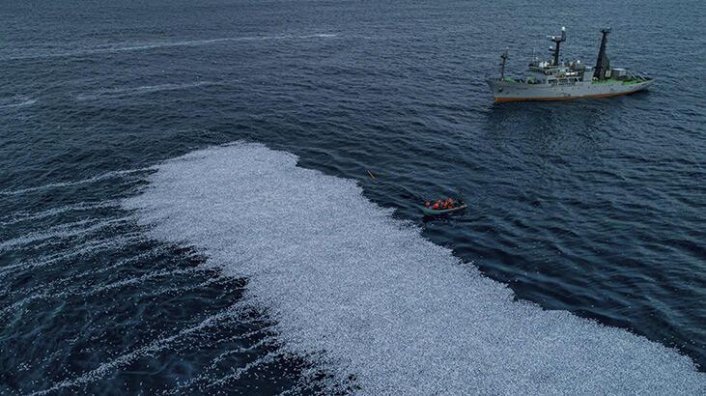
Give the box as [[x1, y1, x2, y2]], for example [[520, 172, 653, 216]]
[[487, 28, 653, 102]]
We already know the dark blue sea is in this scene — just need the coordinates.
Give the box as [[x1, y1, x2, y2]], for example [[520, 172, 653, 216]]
[[1, 0, 705, 394]]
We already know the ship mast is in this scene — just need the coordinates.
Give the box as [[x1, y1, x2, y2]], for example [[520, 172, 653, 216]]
[[548, 26, 566, 66], [593, 28, 611, 80], [499, 48, 509, 79]]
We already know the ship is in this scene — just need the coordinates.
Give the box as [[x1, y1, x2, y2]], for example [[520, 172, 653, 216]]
[[487, 27, 653, 103]]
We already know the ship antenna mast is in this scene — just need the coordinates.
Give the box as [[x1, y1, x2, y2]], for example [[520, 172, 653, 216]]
[[499, 48, 509, 79], [548, 26, 566, 66], [593, 28, 611, 80]]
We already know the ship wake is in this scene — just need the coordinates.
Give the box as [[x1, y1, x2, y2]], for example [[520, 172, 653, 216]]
[[123, 142, 705, 394]]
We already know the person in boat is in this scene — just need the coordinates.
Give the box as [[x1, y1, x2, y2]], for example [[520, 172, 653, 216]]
[[425, 198, 454, 210]]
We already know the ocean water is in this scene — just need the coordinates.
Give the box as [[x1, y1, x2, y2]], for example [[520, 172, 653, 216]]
[[1, 0, 705, 394]]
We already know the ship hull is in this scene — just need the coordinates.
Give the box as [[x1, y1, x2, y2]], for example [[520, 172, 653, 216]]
[[487, 79, 653, 103]]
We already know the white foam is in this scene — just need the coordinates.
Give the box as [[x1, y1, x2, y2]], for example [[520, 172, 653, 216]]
[[123, 143, 706, 395]]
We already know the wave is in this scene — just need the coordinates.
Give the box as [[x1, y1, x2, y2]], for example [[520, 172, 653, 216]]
[[76, 82, 217, 101], [122, 143, 706, 394], [3, 33, 338, 61]]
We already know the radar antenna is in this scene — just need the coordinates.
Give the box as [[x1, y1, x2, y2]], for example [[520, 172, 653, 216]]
[[547, 26, 566, 66]]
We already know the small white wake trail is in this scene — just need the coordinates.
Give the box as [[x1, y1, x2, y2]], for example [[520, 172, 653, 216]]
[[4, 33, 339, 61], [0, 265, 218, 319], [0, 217, 131, 251], [0, 200, 121, 226], [0, 98, 36, 109], [209, 335, 277, 367], [139, 275, 227, 299], [17, 245, 196, 293], [123, 143, 706, 395], [0, 168, 153, 197], [0, 292, 56, 319], [0, 233, 142, 277], [84, 267, 210, 296], [160, 335, 280, 394], [76, 82, 218, 101], [207, 351, 282, 388]]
